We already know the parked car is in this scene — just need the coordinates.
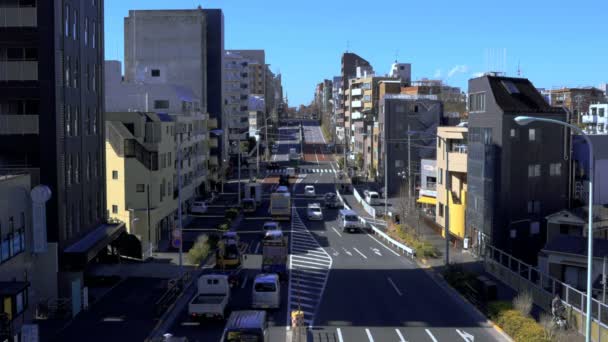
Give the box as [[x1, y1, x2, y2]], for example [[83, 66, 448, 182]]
[[190, 201, 208, 214], [251, 274, 281, 309], [307, 203, 323, 220], [220, 311, 267, 342], [304, 185, 316, 197]]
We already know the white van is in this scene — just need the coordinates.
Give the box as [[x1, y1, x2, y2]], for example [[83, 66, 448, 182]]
[[338, 209, 362, 233], [364, 190, 380, 205], [252, 274, 280, 309]]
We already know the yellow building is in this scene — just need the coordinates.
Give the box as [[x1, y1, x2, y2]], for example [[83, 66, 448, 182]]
[[105, 111, 208, 258], [436, 126, 468, 240]]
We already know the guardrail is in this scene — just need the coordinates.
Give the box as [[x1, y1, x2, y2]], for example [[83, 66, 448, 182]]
[[352, 188, 377, 218]]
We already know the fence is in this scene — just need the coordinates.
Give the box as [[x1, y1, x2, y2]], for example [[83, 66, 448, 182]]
[[484, 245, 608, 341], [352, 188, 377, 218]]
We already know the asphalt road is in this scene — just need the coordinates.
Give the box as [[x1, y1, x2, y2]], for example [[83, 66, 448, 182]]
[[166, 121, 505, 342]]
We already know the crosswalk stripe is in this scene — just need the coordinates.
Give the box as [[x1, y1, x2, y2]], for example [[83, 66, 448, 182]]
[[291, 254, 331, 263], [291, 258, 331, 267]]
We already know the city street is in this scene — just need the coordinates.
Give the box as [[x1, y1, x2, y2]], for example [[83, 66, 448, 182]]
[[165, 120, 506, 342]]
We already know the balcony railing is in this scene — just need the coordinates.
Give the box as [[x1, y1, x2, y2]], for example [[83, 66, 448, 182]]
[[0, 115, 39, 135], [450, 144, 468, 153], [0, 61, 38, 81], [0, 7, 37, 27]]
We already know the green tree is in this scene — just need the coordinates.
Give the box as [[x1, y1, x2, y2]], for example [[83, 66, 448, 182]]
[[187, 234, 210, 265]]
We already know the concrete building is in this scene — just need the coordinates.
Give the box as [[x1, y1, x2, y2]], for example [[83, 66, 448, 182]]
[[339, 53, 371, 154], [123, 9, 222, 178], [389, 62, 411, 85], [105, 61, 209, 255], [0, 0, 124, 305], [571, 134, 608, 207], [580, 103, 608, 135], [417, 159, 438, 215], [202, 9, 225, 165], [378, 95, 443, 197], [0, 174, 57, 340], [435, 126, 468, 241], [466, 74, 568, 263], [332, 76, 344, 144], [224, 51, 252, 152]]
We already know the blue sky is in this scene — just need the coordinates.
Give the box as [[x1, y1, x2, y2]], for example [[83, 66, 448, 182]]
[[105, 0, 608, 106]]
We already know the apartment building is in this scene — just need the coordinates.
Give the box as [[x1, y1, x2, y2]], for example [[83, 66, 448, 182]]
[[378, 95, 443, 196], [105, 61, 208, 255], [0, 0, 123, 303], [435, 126, 468, 241], [549, 87, 606, 119], [466, 74, 568, 263], [224, 51, 252, 152], [0, 174, 57, 340], [340, 53, 371, 154], [580, 103, 608, 134]]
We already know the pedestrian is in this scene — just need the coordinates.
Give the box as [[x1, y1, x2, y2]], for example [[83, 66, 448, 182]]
[[552, 294, 564, 317]]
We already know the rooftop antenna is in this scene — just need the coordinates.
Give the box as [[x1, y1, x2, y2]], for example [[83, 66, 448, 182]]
[[394, 49, 399, 63], [517, 60, 521, 77], [346, 40, 350, 53]]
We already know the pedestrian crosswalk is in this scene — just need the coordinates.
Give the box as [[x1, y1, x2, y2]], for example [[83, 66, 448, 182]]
[[267, 168, 337, 175], [288, 207, 332, 326]]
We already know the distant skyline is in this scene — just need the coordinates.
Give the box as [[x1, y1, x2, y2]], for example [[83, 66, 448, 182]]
[[105, 0, 608, 107]]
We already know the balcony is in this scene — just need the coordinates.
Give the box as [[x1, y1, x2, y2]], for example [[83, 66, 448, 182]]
[[0, 61, 38, 81], [351, 88, 362, 96], [0, 115, 38, 135], [0, 7, 37, 27], [447, 151, 467, 173], [582, 115, 598, 124], [208, 118, 218, 129], [351, 100, 362, 109]]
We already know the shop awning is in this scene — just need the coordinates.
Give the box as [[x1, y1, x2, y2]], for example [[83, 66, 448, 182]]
[[417, 196, 437, 205], [63, 222, 125, 270]]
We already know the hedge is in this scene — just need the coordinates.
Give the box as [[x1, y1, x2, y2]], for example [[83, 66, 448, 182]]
[[488, 301, 550, 342], [390, 224, 440, 258]]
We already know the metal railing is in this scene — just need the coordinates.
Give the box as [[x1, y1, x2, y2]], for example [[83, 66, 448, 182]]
[[484, 245, 608, 340]]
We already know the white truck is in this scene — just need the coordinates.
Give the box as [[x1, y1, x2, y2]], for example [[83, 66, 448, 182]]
[[188, 274, 231, 320], [270, 191, 291, 221], [289, 147, 299, 161]]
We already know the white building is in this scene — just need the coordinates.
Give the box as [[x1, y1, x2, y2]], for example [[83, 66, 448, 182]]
[[389, 62, 412, 85], [581, 103, 608, 135]]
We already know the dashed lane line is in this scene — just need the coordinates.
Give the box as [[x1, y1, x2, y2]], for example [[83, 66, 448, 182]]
[[352, 247, 368, 259]]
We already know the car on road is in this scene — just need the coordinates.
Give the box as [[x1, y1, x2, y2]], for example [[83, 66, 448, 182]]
[[304, 185, 316, 197], [190, 200, 208, 214], [289, 148, 299, 161], [364, 190, 380, 205], [263, 221, 281, 235], [242, 198, 256, 213], [188, 274, 231, 320], [276, 185, 289, 193], [251, 274, 281, 309], [323, 192, 341, 208], [220, 310, 267, 342], [338, 209, 363, 233], [307, 203, 323, 220]]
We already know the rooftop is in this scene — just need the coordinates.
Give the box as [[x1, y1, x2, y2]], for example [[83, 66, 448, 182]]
[[486, 75, 565, 114]]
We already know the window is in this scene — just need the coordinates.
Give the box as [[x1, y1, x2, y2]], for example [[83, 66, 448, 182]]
[[112, 205, 118, 214], [66, 154, 72, 186], [530, 221, 540, 235], [86, 153, 90, 180], [84, 18, 88, 46], [469, 92, 486, 112], [74, 154, 80, 183], [64, 56, 70, 87], [92, 108, 97, 134], [136, 184, 145, 192], [64, 4, 70, 37], [65, 105, 71, 136], [550, 163, 562, 176], [510, 128, 517, 138], [528, 128, 536, 141], [73, 106, 79, 136], [92, 20, 96, 48], [72, 59, 79, 88], [151, 69, 160, 77], [154, 100, 170, 109], [502, 80, 519, 94], [112, 170, 118, 179], [92, 64, 96, 91], [439, 203, 444, 217], [84, 108, 90, 135], [527, 200, 541, 214], [73, 9, 78, 40], [528, 164, 541, 177], [600, 108, 606, 117], [438, 168, 443, 184]]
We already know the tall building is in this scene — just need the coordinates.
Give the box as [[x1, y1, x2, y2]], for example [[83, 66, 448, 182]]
[[466, 75, 568, 262], [202, 9, 225, 167], [224, 51, 252, 154], [0, 0, 118, 301], [339, 52, 371, 154], [378, 95, 443, 196], [332, 76, 344, 143], [389, 62, 411, 85]]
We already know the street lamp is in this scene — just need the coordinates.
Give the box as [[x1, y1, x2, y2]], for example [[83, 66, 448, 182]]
[[515, 115, 595, 342]]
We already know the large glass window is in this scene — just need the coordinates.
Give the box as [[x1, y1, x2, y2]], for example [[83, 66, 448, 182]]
[[64, 4, 69, 37], [72, 9, 78, 40], [84, 18, 88, 46]]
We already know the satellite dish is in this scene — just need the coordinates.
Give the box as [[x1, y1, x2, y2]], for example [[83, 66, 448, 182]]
[[31, 185, 52, 203]]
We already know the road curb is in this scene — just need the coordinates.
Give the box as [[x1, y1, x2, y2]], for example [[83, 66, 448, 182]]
[[418, 262, 514, 342]]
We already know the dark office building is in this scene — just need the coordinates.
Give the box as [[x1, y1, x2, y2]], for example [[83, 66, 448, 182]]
[[379, 95, 444, 196], [0, 0, 123, 295], [203, 9, 225, 163], [466, 74, 569, 263]]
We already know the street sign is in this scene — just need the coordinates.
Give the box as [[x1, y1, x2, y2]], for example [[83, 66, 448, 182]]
[[172, 228, 181, 238], [172, 237, 182, 249]]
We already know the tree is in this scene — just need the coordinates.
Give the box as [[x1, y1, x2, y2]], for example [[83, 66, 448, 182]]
[[187, 234, 210, 265], [355, 153, 363, 171]]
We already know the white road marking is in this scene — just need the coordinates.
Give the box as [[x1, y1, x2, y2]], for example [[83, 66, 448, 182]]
[[365, 328, 375, 342], [353, 247, 368, 259], [342, 247, 353, 256], [336, 328, 344, 342], [456, 329, 475, 341], [395, 329, 407, 342], [314, 179, 319, 184], [371, 247, 382, 256], [425, 329, 438, 342], [387, 277, 403, 296], [332, 227, 343, 237], [367, 234, 401, 256], [254, 242, 260, 254], [291, 258, 330, 267], [241, 275, 248, 289]]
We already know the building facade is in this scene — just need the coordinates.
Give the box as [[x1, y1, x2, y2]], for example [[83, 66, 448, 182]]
[[224, 51, 252, 153], [339, 53, 371, 155], [0, 0, 123, 301], [435, 126, 468, 241], [580, 103, 608, 135], [466, 75, 569, 263], [549, 87, 606, 121]]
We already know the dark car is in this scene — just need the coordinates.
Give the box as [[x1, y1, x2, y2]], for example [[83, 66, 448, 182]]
[[324, 192, 341, 208]]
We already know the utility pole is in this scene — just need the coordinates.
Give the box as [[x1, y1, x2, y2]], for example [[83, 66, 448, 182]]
[[177, 134, 183, 279], [603, 256, 607, 303], [237, 142, 241, 204], [444, 139, 450, 266], [384, 135, 388, 217], [407, 124, 411, 213]]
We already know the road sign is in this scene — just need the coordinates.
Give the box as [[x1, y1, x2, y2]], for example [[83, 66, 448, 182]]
[[172, 228, 181, 238], [172, 237, 182, 248]]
